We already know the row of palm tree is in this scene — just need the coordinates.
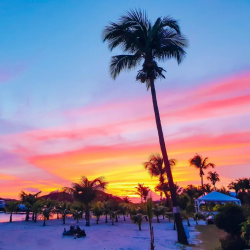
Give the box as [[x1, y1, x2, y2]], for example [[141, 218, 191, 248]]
[[142, 153, 220, 206], [228, 178, 250, 197]]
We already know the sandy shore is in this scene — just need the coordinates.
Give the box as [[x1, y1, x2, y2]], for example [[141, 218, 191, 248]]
[[0, 216, 205, 250]]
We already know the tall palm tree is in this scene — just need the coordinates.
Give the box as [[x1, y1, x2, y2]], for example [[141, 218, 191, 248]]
[[63, 176, 107, 226], [144, 154, 176, 200], [189, 154, 215, 188], [103, 10, 188, 244], [207, 171, 220, 190]]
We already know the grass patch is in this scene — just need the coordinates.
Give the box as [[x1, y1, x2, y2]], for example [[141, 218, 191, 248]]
[[195, 224, 226, 250]]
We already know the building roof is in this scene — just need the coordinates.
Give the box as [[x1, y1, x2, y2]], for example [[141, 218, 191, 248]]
[[196, 191, 240, 202]]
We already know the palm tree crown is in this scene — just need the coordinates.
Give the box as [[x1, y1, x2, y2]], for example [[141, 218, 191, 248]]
[[207, 171, 220, 189], [144, 154, 176, 184], [102, 9, 188, 87], [135, 183, 150, 203], [189, 154, 215, 188], [63, 176, 107, 226]]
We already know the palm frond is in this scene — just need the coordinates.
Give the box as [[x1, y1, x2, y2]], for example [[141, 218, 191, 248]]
[[110, 54, 142, 79]]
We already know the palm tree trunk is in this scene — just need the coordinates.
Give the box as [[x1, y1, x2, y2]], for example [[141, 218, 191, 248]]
[[85, 206, 90, 226], [43, 219, 46, 226], [25, 209, 30, 221], [63, 214, 65, 225], [201, 174, 203, 188], [10, 212, 12, 222], [105, 214, 108, 223], [150, 79, 188, 245]]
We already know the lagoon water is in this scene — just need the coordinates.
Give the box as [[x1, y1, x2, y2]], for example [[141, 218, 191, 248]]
[[0, 212, 25, 223]]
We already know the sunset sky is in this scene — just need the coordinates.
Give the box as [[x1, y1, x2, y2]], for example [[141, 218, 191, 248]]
[[0, 1, 250, 199]]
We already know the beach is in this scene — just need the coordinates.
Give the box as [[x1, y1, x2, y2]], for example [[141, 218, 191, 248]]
[[0, 215, 205, 250]]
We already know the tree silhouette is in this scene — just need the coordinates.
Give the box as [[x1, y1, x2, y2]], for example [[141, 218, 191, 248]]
[[103, 9, 188, 243]]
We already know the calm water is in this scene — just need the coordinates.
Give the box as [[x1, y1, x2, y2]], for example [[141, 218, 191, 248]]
[[0, 212, 26, 222], [0, 212, 61, 223]]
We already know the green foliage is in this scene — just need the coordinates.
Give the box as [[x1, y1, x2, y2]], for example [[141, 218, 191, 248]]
[[241, 217, 250, 245], [40, 207, 53, 226], [92, 202, 103, 224], [165, 212, 174, 222], [177, 193, 190, 210], [220, 235, 246, 250], [19, 190, 42, 221], [215, 203, 246, 237], [5, 201, 19, 222], [131, 213, 145, 230], [62, 176, 107, 226], [5, 201, 19, 213], [153, 206, 165, 223], [119, 203, 129, 221], [103, 9, 188, 86], [71, 201, 84, 223], [135, 183, 150, 202], [58, 201, 71, 224]]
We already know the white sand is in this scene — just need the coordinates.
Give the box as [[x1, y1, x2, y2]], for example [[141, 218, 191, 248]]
[[0, 216, 205, 250]]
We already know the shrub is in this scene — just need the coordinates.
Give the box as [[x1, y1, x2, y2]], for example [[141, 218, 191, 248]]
[[215, 203, 246, 237], [220, 235, 245, 250], [241, 217, 250, 246]]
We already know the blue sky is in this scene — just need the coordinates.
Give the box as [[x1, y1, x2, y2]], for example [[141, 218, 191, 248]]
[[0, 0, 250, 198]]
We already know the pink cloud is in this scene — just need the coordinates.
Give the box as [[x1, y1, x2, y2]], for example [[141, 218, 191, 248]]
[[0, 63, 27, 84]]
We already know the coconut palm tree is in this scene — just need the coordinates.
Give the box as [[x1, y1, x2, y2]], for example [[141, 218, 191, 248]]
[[71, 202, 83, 223], [228, 181, 241, 197], [142, 186, 151, 203], [40, 206, 53, 226], [92, 202, 103, 224], [236, 178, 250, 193], [207, 171, 220, 190], [144, 154, 176, 200], [30, 201, 42, 222], [119, 203, 128, 221], [5, 201, 19, 222], [135, 183, 150, 203], [153, 205, 165, 223], [218, 186, 230, 195], [203, 183, 213, 193], [103, 201, 111, 223], [63, 176, 107, 226], [131, 213, 145, 230], [103, 9, 188, 244], [19, 191, 42, 221], [58, 201, 71, 225], [155, 182, 170, 206], [189, 154, 215, 188]]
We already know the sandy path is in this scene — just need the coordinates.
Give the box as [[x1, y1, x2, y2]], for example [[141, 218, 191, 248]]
[[0, 216, 204, 250]]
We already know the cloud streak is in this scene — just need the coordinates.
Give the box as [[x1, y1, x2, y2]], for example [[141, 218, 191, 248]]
[[1, 71, 250, 198]]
